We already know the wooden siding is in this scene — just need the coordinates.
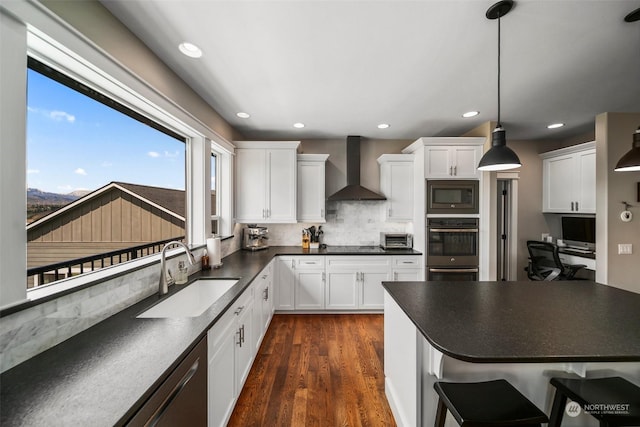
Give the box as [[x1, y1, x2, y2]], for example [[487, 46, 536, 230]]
[[27, 188, 184, 244]]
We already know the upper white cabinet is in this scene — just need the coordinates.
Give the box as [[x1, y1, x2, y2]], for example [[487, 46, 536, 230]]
[[235, 141, 300, 223], [540, 142, 595, 214], [424, 145, 482, 179], [378, 154, 413, 222], [297, 154, 329, 223]]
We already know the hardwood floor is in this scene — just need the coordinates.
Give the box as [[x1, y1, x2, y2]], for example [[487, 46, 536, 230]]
[[227, 314, 396, 427]]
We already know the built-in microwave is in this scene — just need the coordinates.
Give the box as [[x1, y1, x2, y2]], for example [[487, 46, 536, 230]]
[[426, 180, 479, 214]]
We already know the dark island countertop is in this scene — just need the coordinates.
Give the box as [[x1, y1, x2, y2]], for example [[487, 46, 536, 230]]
[[382, 280, 640, 363], [1, 246, 419, 427]]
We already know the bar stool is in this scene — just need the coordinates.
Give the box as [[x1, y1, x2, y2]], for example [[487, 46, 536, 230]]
[[433, 379, 549, 426], [549, 376, 640, 427]]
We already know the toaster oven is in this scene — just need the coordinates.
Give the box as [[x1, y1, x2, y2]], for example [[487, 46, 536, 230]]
[[380, 233, 413, 249]]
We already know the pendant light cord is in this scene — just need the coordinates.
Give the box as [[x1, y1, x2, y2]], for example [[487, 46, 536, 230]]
[[497, 13, 501, 127]]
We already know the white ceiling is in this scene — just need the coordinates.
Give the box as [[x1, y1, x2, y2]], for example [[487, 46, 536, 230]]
[[101, 0, 640, 142]]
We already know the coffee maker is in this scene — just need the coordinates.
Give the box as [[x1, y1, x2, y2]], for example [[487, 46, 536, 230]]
[[242, 225, 269, 251]]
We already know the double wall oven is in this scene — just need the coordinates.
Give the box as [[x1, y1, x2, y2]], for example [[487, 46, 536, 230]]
[[426, 217, 479, 281]]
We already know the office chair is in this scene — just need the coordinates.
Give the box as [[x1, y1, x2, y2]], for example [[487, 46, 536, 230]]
[[526, 240, 586, 281]]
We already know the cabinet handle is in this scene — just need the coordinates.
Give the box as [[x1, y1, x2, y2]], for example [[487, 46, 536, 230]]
[[236, 329, 242, 347], [394, 272, 398, 280], [449, 166, 453, 176], [571, 202, 574, 211], [147, 359, 200, 427], [240, 324, 245, 344], [388, 208, 391, 217], [401, 261, 413, 264], [575, 201, 579, 211], [291, 260, 295, 269], [322, 272, 326, 282], [234, 305, 245, 315], [263, 287, 269, 301]]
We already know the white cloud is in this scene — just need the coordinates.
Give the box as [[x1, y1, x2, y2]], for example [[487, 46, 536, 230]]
[[27, 169, 40, 174], [148, 151, 160, 158], [49, 110, 76, 123], [74, 168, 87, 176]]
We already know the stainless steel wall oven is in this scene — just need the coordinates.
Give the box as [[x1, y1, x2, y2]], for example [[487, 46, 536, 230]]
[[426, 218, 479, 281]]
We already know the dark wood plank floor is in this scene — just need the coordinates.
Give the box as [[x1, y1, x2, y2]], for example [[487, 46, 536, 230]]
[[227, 314, 396, 427]]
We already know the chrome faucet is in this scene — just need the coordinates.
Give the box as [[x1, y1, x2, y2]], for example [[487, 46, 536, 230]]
[[159, 241, 196, 295]]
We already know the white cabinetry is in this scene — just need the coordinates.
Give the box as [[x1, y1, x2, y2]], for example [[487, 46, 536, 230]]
[[252, 260, 274, 352], [540, 142, 595, 213], [378, 154, 414, 222], [297, 154, 329, 223], [235, 141, 300, 223], [208, 286, 254, 427], [424, 145, 482, 179], [391, 256, 424, 281], [325, 256, 392, 310], [276, 256, 325, 310]]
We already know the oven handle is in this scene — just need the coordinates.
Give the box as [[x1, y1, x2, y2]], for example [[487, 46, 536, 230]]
[[428, 268, 479, 273], [428, 228, 479, 233]]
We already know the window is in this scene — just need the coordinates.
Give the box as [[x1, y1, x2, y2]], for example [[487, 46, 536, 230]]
[[26, 58, 187, 288], [211, 151, 219, 235]]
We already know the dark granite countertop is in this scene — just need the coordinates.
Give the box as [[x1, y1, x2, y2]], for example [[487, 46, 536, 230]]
[[0, 246, 420, 427], [382, 280, 640, 363]]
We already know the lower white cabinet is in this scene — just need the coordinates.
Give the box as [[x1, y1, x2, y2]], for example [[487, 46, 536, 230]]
[[325, 257, 392, 310], [252, 261, 274, 351], [207, 286, 254, 427], [391, 256, 424, 281], [276, 256, 325, 310]]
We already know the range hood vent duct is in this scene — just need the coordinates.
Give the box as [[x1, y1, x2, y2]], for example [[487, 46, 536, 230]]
[[327, 135, 386, 201]]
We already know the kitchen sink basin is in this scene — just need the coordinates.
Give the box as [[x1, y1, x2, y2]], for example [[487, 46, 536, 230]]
[[137, 279, 238, 318]]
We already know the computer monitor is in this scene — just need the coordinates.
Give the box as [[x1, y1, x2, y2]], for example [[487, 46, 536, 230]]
[[561, 216, 595, 250]]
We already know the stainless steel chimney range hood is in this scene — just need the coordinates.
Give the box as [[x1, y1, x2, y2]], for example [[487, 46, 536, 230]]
[[327, 135, 386, 201]]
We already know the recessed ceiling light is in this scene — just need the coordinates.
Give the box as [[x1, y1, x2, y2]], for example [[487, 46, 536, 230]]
[[236, 112, 250, 119], [462, 111, 480, 118], [178, 42, 203, 58], [293, 122, 305, 128], [547, 123, 565, 129], [377, 123, 390, 129]]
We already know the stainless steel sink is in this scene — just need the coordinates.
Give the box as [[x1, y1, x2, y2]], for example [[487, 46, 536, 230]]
[[137, 279, 238, 318]]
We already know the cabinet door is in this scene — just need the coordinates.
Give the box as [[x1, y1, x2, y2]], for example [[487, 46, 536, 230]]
[[295, 270, 325, 309], [325, 271, 358, 309], [208, 319, 237, 427], [235, 149, 267, 222], [385, 161, 413, 222], [267, 149, 297, 222], [297, 160, 326, 222], [276, 257, 295, 310], [360, 270, 391, 310], [393, 269, 423, 281], [576, 149, 596, 213], [261, 276, 274, 331], [543, 154, 575, 213], [235, 301, 254, 390], [425, 146, 453, 178], [452, 146, 480, 178]]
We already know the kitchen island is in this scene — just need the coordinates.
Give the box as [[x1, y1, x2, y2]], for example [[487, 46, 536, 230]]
[[382, 281, 640, 427]]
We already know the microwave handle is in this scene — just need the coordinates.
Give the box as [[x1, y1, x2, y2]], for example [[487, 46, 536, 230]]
[[428, 268, 479, 273], [428, 228, 479, 233]]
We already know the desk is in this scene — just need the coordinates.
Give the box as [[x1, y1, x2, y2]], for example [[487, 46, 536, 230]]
[[558, 248, 596, 271]]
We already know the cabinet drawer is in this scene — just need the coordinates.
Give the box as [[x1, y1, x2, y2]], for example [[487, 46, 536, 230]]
[[392, 256, 423, 268], [295, 257, 325, 269], [326, 256, 392, 270]]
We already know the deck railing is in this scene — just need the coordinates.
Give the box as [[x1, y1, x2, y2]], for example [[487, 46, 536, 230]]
[[27, 236, 185, 286]]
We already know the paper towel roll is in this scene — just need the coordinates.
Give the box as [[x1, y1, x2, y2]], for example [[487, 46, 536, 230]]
[[207, 236, 222, 267]]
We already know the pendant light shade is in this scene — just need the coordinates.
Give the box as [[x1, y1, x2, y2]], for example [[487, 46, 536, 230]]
[[614, 127, 640, 172], [478, 126, 522, 171], [477, 0, 522, 171]]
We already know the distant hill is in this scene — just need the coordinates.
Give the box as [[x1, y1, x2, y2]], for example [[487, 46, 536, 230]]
[[27, 188, 80, 205], [27, 188, 83, 224]]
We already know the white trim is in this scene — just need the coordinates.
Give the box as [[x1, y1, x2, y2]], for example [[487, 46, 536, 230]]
[[539, 141, 596, 160], [402, 136, 485, 154], [234, 141, 301, 150]]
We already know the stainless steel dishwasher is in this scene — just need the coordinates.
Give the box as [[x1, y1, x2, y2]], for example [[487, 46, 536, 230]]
[[125, 337, 207, 426]]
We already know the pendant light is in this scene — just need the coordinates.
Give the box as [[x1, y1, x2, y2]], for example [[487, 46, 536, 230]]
[[478, 0, 522, 171], [614, 8, 640, 172]]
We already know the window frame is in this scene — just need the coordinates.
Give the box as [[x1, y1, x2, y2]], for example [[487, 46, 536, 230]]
[[6, 25, 234, 303]]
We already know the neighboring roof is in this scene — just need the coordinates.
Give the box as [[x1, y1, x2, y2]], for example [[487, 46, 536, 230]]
[[26, 182, 189, 230]]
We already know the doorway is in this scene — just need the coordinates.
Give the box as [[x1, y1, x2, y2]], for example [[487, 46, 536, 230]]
[[496, 175, 519, 281]]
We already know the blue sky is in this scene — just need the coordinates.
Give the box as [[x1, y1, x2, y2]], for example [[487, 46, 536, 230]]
[[27, 69, 186, 194]]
